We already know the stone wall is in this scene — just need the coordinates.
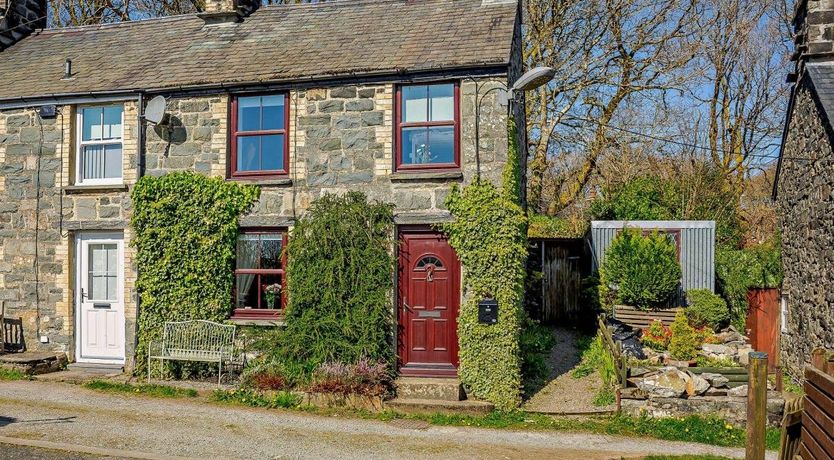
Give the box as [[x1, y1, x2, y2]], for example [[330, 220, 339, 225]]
[[0, 76, 512, 367], [142, 78, 509, 224], [777, 78, 834, 379], [0, 102, 139, 365], [621, 393, 785, 428]]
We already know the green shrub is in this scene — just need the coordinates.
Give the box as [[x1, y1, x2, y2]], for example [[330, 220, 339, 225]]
[[131, 172, 259, 376], [519, 316, 556, 393], [441, 119, 527, 410], [685, 289, 730, 331], [211, 389, 301, 409], [715, 241, 782, 329], [601, 229, 682, 310], [668, 312, 702, 361], [263, 192, 395, 378]]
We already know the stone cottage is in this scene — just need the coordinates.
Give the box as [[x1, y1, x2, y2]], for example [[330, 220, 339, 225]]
[[774, 0, 834, 378], [0, 0, 525, 377]]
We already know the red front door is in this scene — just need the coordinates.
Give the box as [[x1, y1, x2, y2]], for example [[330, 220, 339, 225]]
[[398, 229, 460, 377]]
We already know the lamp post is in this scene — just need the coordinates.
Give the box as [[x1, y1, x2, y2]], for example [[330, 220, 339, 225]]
[[472, 66, 555, 182]]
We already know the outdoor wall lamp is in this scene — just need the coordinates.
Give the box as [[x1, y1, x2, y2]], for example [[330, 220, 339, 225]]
[[470, 66, 555, 180]]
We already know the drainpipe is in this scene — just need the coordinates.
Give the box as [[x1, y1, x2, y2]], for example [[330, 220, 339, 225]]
[[132, 92, 145, 369]]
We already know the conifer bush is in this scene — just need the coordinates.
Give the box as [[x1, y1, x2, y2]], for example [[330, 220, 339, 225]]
[[601, 229, 682, 310]]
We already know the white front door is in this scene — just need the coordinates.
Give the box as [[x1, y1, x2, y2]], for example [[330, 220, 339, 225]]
[[76, 232, 125, 364]]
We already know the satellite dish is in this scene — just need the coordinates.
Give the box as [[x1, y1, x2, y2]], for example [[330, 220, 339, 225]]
[[144, 96, 167, 124]]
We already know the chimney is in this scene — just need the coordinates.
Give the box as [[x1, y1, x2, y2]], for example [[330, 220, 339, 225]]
[[0, 0, 47, 51], [795, 0, 834, 59], [199, 0, 260, 23]]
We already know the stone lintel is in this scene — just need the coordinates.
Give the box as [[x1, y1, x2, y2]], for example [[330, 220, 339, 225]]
[[239, 215, 294, 228], [394, 212, 453, 225], [63, 220, 127, 231]]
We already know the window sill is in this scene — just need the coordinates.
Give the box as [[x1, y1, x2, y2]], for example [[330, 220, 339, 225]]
[[64, 184, 129, 194], [229, 317, 285, 327], [228, 178, 292, 187], [390, 171, 463, 182]]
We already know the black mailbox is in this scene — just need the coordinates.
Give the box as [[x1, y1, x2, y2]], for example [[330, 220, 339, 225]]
[[478, 299, 499, 325]]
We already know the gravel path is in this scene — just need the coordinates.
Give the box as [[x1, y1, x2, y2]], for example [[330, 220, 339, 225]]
[[524, 327, 617, 414], [0, 380, 772, 459]]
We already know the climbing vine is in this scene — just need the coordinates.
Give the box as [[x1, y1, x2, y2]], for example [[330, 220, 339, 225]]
[[130, 172, 259, 375], [441, 118, 528, 409]]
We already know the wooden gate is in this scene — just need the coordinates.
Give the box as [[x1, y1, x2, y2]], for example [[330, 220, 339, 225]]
[[533, 239, 585, 324], [747, 288, 780, 373]]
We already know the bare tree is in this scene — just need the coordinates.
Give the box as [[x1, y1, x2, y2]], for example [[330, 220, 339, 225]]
[[527, 0, 701, 215], [48, 0, 313, 27], [696, 0, 787, 185]]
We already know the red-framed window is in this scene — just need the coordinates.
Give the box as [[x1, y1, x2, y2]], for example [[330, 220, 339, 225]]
[[230, 94, 290, 178], [232, 229, 287, 319], [395, 82, 460, 171]]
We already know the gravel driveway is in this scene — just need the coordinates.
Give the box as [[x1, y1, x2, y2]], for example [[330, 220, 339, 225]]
[[0, 381, 770, 460]]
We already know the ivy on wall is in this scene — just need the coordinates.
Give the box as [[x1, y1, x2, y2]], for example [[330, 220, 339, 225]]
[[130, 172, 259, 374], [441, 119, 528, 410]]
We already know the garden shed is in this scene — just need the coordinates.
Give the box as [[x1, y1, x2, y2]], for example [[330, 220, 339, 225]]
[[590, 220, 716, 308]]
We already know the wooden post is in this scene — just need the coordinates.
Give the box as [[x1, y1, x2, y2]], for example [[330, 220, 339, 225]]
[[746, 351, 768, 460]]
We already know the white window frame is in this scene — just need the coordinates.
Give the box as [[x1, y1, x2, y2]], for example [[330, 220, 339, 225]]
[[75, 104, 125, 186]]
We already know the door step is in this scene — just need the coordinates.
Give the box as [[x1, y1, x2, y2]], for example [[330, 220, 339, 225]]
[[396, 377, 465, 401], [67, 362, 124, 372], [386, 398, 495, 416]]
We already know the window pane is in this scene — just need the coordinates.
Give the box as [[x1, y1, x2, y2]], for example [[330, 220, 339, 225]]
[[401, 127, 430, 165], [82, 145, 104, 180], [102, 106, 123, 140], [236, 235, 259, 269], [260, 274, 282, 310], [428, 126, 455, 164], [237, 136, 261, 172], [429, 84, 454, 121], [103, 144, 122, 179], [236, 274, 259, 308], [261, 95, 285, 131], [82, 144, 121, 181], [261, 134, 284, 171], [82, 107, 103, 141], [402, 85, 428, 123], [260, 234, 283, 269], [238, 96, 261, 132], [88, 243, 117, 301]]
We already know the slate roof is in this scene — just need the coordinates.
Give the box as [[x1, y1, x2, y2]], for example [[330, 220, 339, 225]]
[[806, 63, 834, 122], [0, 0, 517, 102]]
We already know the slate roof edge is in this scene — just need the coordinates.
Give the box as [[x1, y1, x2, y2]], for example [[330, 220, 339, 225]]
[[0, 63, 510, 108]]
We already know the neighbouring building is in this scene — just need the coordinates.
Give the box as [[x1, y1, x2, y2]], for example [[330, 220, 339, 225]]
[[774, 0, 834, 378], [0, 0, 525, 375]]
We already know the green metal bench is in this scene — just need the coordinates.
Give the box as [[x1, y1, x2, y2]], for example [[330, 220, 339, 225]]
[[147, 320, 236, 385]]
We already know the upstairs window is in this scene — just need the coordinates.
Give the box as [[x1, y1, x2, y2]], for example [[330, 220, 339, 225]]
[[77, 105, 123, 185], [231, 94, 289, 178], [233, 229, 287, 319], [396, 83, 459, 170]]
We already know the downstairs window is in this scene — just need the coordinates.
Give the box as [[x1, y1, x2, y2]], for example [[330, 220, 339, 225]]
[[233, 229, 286, 319]]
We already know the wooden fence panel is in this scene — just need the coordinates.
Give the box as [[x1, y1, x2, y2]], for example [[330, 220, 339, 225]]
[[613, 305, 682, 329], [791, 348, 834, 460]]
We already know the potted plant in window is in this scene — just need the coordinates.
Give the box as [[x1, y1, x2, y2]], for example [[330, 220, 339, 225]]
[[264, 283, 282, 309]]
